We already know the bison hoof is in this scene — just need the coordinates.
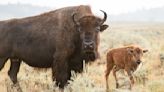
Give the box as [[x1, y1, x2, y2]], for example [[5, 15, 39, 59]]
[[116, 83, 119, 88]]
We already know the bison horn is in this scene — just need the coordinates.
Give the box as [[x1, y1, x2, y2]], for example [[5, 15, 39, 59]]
[[72, 13, 80, 26], [100, 10, 107, 25]]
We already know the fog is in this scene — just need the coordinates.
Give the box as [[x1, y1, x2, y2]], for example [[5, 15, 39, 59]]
[[0, 3, 164, 22]]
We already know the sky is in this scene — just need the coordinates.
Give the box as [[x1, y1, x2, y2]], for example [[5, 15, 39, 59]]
[[0, 0, 164, 15]]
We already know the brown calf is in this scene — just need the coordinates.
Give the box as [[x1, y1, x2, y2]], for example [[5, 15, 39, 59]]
[[105, 45, 148, 90]]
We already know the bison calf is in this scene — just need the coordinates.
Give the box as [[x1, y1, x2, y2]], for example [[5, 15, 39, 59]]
[[105, 45, 148, 90]]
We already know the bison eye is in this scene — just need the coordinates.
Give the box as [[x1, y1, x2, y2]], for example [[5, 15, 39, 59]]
[[95, 27, 100, 32], [77, 27, 81, 32]]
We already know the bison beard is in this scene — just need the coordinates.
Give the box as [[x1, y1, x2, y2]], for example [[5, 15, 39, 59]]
[[83, 52, 97, 61], [0, 5, 108, 89]]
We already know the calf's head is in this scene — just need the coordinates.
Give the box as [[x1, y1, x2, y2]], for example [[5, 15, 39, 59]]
[[72, 10, 108, 61], [127, 47, 148, 65]]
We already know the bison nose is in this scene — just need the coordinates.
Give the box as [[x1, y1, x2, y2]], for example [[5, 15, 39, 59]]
[[84, 41, 94, 50]]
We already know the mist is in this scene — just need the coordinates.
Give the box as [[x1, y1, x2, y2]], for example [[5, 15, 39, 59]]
[[0, 3, 164, 22]]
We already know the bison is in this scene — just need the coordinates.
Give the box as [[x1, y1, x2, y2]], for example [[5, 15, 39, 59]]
[[0, 5, 108, 89], [105, 45, 148, 90]]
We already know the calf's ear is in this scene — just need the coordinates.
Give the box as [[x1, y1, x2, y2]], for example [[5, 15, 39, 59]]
[[100, 24, 108, 32], [143, 49, 148, 53]]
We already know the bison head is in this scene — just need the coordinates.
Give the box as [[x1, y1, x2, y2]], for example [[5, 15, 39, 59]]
[[72, 10, 108, 61], [127, 47, 148, 65]]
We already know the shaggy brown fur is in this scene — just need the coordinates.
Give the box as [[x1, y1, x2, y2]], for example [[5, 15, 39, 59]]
[[0, 5, 108, 89], [105, 45, 148, 90]]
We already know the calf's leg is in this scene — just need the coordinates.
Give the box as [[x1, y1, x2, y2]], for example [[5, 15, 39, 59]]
[[113, 66, 120, 88], [105, 61, 114, 90], [125, 69, 134, 90]]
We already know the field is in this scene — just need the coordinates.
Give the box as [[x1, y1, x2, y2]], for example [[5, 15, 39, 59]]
[[0, 22, 164, 92]]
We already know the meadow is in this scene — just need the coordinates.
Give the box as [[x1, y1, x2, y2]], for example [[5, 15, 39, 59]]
[[0, 22, 164, 92]]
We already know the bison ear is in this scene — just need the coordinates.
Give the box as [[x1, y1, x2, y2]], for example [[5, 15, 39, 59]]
[[143, 49, 148, 53], [100, 24, 108, 32]]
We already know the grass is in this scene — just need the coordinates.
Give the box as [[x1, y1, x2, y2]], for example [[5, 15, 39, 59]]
[[0, 22, 164, 92]]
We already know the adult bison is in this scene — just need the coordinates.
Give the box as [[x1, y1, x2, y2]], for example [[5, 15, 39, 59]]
[[105, 45, 148, 90], [0, 5, 108, 89]]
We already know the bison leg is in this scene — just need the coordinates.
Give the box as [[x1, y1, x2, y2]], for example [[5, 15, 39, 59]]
[[113, 66, 120, 88], [0, 58, 8, 71], [105, 62, 114, 90], [125, 69, 134, 90], [52, 52, 71, 89], [69, 55, 83, 73], [8, 59, 21, 84], [52, 60, 70, 89]]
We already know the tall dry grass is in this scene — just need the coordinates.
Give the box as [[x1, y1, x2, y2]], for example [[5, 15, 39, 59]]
[[0, 22, 164, 92]]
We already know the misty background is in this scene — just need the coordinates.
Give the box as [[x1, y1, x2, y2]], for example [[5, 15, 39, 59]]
[[0, 3, 164, 22]]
